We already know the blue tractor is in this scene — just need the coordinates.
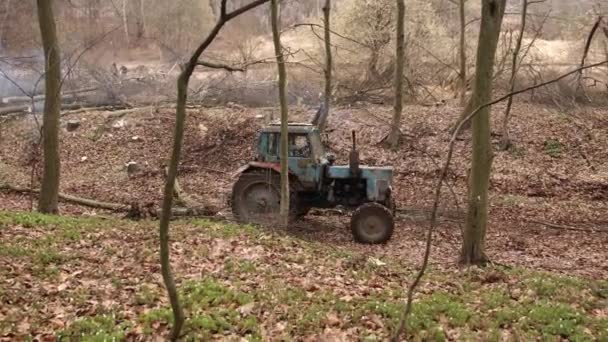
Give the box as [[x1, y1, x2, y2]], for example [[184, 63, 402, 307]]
[[231, 123, 395, 244]]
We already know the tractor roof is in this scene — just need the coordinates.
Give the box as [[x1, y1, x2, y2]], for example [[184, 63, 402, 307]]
[[262, 122, 317, 134]]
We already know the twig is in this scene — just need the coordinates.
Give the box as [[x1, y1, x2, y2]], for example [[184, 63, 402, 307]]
[[391, 59, 608, 341]]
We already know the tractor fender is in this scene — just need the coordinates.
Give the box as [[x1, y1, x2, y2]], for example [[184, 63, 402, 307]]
[[232, 161, 291, 178]]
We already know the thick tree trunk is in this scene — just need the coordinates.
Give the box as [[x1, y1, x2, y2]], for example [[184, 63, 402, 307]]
[[460, 0, 506, 266], [271, 0, 290, 228], [312, 0, 332, 132], [387, 0, 405, 149], [458, 0, 467, 107], [36, 0, 61, 214]]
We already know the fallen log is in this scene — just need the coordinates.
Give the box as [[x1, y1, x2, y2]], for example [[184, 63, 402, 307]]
[[61, 103, 132, 116], [0, 105, 30, 116], [0, 182, 218, 219], [0, 183, 130, 211], [1, 87, 98, 105]]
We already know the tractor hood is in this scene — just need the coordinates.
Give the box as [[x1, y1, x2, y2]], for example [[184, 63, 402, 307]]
[[327, 165, 393, 202]]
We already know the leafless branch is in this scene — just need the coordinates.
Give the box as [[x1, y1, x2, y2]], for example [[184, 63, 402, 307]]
[[196, 61, 245, 72]]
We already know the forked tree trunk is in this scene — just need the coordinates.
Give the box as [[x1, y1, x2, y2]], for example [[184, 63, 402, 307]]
[[271, 0, 290, 228], [313, 0, 332, 132], [36, 0, 61, 214], [460, 0, 506, 266], [387, 0, 405, 149], [458, 0, 467, 107], [499, 0, 528, 151], [158, 1, 270, 339]]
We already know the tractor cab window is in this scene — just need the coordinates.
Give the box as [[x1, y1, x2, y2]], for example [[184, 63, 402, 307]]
[[288, 134, 311, 158], [267, 133, 278, 156]]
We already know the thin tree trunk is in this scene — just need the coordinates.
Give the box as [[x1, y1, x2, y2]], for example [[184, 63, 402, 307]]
[[122, 0, 130, 46], [271, 0, 290, 228], [576, 16, 603, 99], [158, 1, 270, 339], [458, 0, 467, 107], [314, 0, 332, 132], [460, 0, 506, 266], [387, 0, 405, 148], [136, 0, 146, 41], [500, 0, 528, 150], [36, 0, 61, 214]]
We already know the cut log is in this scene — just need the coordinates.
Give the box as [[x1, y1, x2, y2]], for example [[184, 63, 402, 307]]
[[66, 119, 81, 132], [60, 103, 132, 117], [0, 183, 130, 211], [1, 87, 98, 105], [0, 182, 218, 218], [0, 105, 30, 116]]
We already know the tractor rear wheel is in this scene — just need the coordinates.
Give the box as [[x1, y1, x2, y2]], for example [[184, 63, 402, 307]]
[[231, 170, 297, 224], [351, 202, 394, 244]]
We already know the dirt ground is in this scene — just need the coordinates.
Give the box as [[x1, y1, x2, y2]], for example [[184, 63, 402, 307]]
[[0, 101, 607, 279]]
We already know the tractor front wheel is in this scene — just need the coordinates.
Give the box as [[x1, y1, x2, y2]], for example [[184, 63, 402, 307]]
[[351, 202, 394, 244]]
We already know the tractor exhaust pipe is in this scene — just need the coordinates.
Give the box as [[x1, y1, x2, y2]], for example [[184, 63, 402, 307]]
[[349, 130, 361, 177]]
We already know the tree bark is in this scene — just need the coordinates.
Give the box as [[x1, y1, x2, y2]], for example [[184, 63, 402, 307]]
[[387, 0, 405, 149], [158, 1, 270, 339], [122, 0, 130, 46], [499, 0, 528, 150], [271, 0, 290, 228], [36, 0, 62, 214], [312, 0, 332, 132], [458, 0, 467, 107], [460, 0, 506, 266]]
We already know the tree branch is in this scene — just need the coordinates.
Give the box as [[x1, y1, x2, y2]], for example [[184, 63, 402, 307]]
[[196, 60, 245, 72]]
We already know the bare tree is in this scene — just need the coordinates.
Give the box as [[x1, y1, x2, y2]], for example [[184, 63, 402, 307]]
[[458, 0, 467, 106], [36, 0, 62, 214], [576, 15, 604, 99], [460, 0, 506, 265], [122, 0, 130, 46], [270, 0, 290, 228], [158, 0, 270, 340], [311, 0, 332, 132], [386, 0, 405, 148], [500, 0, 546, 150]]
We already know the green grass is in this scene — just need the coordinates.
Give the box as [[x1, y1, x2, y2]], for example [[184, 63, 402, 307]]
[[1, 211, 607, 340], [544, 138, 563, 158]]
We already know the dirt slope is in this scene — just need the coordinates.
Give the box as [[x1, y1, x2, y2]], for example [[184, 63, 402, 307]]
[[0, 102, 607, 278]]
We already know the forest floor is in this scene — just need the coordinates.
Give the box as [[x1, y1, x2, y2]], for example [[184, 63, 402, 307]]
[[0, 101, 607, 339], [0, 211, 607, 340]]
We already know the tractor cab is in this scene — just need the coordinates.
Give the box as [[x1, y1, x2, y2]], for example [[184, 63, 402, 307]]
[[256, 123, 328, 189]]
